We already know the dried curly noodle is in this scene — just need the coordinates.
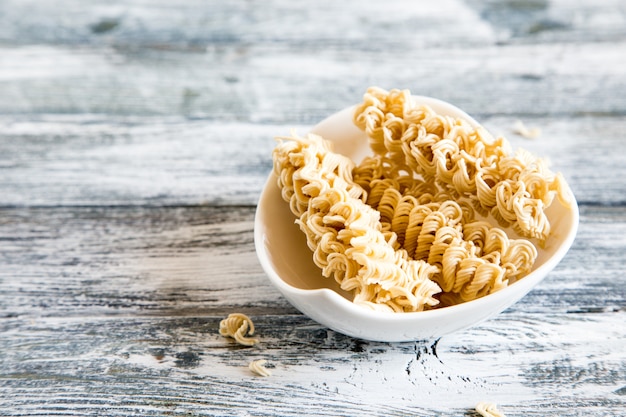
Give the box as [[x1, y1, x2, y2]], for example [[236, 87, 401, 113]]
[[219, 313, 259, 346], [354, 87, 572, 242], [271, 88, 570, 312]]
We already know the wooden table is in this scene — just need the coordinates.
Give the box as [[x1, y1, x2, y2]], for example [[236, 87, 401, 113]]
[[1, 1, 625, 416]]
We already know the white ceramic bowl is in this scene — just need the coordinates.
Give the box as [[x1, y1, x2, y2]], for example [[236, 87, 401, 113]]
[[254, 96, 579, 342]]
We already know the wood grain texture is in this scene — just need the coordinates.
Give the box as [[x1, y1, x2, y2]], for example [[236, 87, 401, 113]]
[[1, 206, 625, 416], [0, 1, 625, 121], [1, 115, 626, 206], [1, 0, 625, 415]]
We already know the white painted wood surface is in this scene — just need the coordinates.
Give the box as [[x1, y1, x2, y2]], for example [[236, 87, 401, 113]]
[[1, 1, 625, 416]]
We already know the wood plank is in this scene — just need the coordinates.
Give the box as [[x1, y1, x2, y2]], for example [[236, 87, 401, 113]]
[[0, 205, 624, 415], [1, 115, 625, 206], [0, 0, 625, 120], [0, 117, 284, 206], [0, 206, 292, 318], [0, 312, 624, 416], [1, 41, 625, 120], [0, 205, 624, 319], [2, 0, 624, 47]]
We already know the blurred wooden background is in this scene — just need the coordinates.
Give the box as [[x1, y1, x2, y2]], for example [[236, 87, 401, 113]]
[[1, 1, 625, 416]]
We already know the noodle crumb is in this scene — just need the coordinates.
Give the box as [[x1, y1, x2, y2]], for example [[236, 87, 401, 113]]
[[512, 119, 541, 139], [475, 401, 506, 417], [249, 359, 272, 377]]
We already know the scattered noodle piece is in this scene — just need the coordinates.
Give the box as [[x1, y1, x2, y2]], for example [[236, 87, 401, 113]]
[[219, 313, 259, 346], [475, 402, 506, 417], [512, 119, 541, 139], [248, 359, 272, 377]]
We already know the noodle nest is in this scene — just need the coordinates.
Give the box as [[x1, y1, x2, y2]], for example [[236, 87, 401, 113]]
[[272, 87, 571, 313]]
